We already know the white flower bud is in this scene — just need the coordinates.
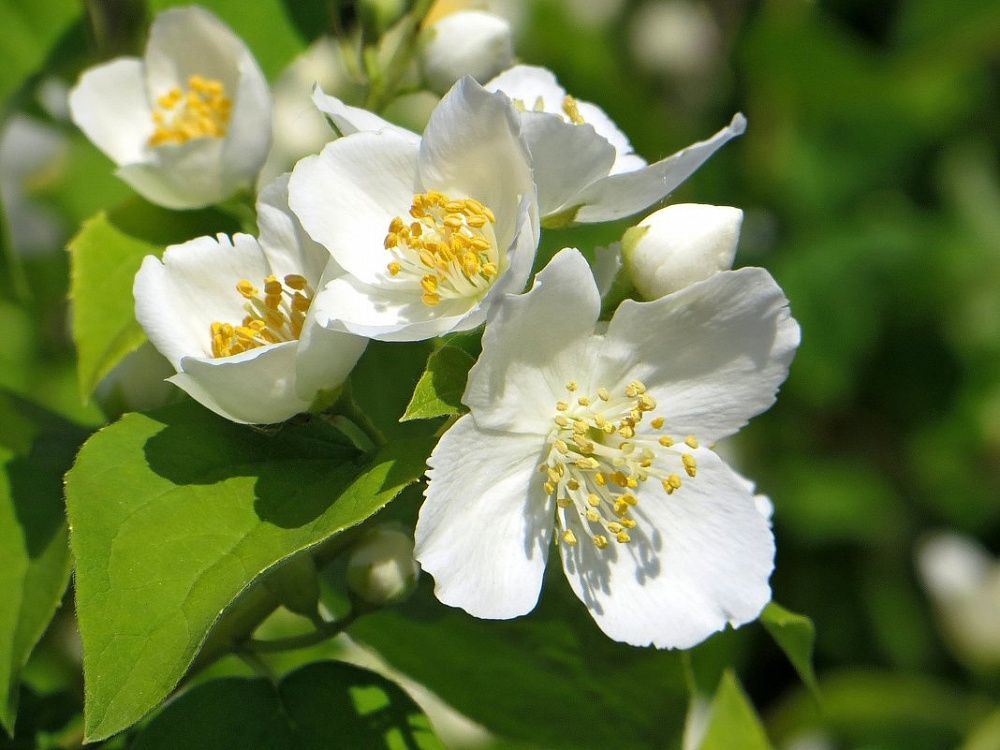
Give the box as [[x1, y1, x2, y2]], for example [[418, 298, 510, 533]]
[[622, 203, 742, 299], [346, 526, 420, 606], [419, 11, 514, 95], [93, 342, 182, 419]]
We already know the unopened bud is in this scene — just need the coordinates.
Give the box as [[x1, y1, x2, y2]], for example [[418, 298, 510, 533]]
[[622, 203, 742, 299], [346, 526, 420, 606], [93, 341, 182, 419], [419, 10, 514, 95]]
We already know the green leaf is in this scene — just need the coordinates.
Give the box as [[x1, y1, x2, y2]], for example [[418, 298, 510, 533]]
[[349, 574, 690, 749], [349, 340, 438, 440], [0, 392, 87, 736], [401, 345, 475, 421], [65, 401, 434, 741], [699, 671, 772, 750], [131, 661, 443, 750], [68, 201, 238, 399], [760, 602, 820, 698]]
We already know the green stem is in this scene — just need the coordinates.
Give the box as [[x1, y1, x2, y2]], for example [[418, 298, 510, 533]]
[[245, 611, 360, 654], [237, 648, 280, 683], [364, 0, 436, 111]]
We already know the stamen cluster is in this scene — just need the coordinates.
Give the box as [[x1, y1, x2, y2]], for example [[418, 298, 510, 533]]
[[149, 75, 232, 147], [210, 274, 313, 358], [384, 191, 499, 307], [539, 379, 700, 550]]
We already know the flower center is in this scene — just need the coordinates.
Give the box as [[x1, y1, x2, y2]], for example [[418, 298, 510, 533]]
[[149, 75, 232, 147], [511, 94, 586, 125], [538, 379, 700, 550], [209, 274, 313, 358], [384, 191, 500, 307]]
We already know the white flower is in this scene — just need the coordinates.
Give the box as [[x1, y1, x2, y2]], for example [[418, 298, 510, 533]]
[[346, 525, 421, 605], [69, 6, 271, 209], [290, 77, 537, 342], [419, 10, 515, 95], [133, 174, 367, 424], [485, 64, 745, 225], [623, 203, 743, 299], [415, 249, 800, 648]]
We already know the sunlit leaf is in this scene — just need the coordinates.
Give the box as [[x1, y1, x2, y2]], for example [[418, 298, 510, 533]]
[[698, 670, 772, 750], [66, 401, 434, 741], [401, 345, 474, 421], [760, 602, 819, 698]]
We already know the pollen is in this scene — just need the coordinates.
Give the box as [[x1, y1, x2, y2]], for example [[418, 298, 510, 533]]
[[209, 273, 313, 358], [382, 191, 501, 308], [148, 75, 231, 147], [561, 95, 586, 125], [537, 380, 703, 552]]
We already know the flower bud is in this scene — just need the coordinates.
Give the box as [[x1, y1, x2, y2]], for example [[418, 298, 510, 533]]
[[622, 203, 742, 299], [346, 526, 420, 606], [419, 10, 514, 95], [93, 341, 182, 419]]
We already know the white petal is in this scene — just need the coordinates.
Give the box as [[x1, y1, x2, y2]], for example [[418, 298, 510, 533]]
[[144, 7, 247, 99], [219, 41, 272, 191], [516, 111, 615, 219], [559, 448, 774, 649], [68, 58, 151, 166], [172, 342, 308, 424], [572, 113, 747, 223], [575, 99, 644, 174], [418, 77, 533, 246], [312, 85, 420, 143], [416, 415, 553, 619], [592, 242, 623, 300], [294, 309, 367, 400], [596, 267, 800, 443], [485, 65, 567, 111], [288, 131, 419, 285], [463, 248, 600, 433], [134, 233, 269, 368], [311, 275, 472, 342], [256, 173, 329, 284], [117, 137, 228, 209]]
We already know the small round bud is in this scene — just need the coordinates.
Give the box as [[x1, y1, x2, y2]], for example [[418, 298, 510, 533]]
[[419, 10, 514, 95], [346, 526, 420, 606], [358, 0, 408, 37], [93, 341, 182, 419], [622, 203, 742, 299]]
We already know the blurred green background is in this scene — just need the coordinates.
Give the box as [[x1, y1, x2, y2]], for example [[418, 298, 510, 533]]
[[1, 0, 998, 747]]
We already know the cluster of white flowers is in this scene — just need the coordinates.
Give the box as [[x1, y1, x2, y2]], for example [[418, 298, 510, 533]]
[[69, 4, 800, 650]]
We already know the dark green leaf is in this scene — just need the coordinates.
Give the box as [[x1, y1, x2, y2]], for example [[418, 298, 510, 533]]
[[401, 345, 475, 421], [698, 671, 772, 750], [0, 392, 87, 736], [760, 602, 820, 698], [131, 661, 443, 750], [65, 401, 434, 741], [349, 574, 689, 749]]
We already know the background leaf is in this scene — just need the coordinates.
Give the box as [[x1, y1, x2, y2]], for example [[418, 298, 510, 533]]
[[401, 345, 475, 421], [760, 602, 819, 698], [699, 671, 772, 750], [0, 392, 87, 736], [65, 401, 434, 741], [131, 661, 443, 750]]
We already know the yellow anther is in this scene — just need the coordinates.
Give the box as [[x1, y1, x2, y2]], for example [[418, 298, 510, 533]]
[[543, 482, 556, 495], [607, 522, 623, 534], [148, 75, 231, 147], [597, 388, 610, 401], [576, 457, 599, 470], [284, 274, 308, 290], [562, 529, 578, 546], [594, 473, 606, 486], [554, 415, 570, 427], [659, 436, 675, 447], [567, 479, 580, 491], [593, 535, 609, 550], [663, 474, 682, 494], [586, 509, 600, 522], [556, 401, 569, 412], [236, 279, 257, 298], [421, 292, 441, 306], [566, 381, 578, 392], [682, 454, 698, 477], [639, 394, 656, 411], [622, 494, 637, 506], [554, 440, 569, 455], [587, 494, 601, 507], [616, 531, 631, 544], [387, 261, 402, 276], [562, 95, 586, 125], [556, 498, 573, 508], [578, 397, 591, 406], [685, 435, 699, 449], [621, 518, 637, 529]]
